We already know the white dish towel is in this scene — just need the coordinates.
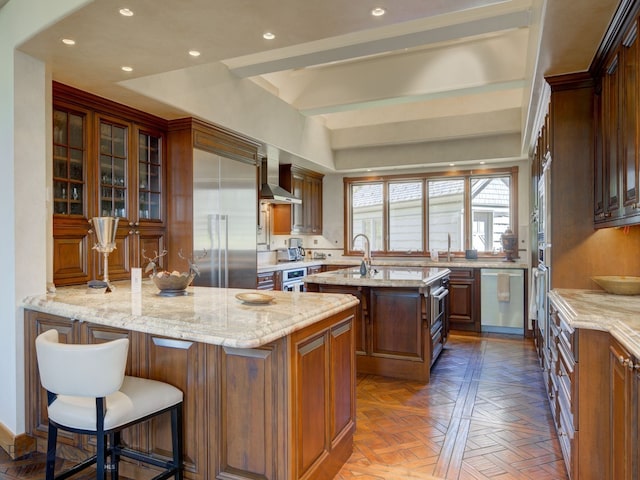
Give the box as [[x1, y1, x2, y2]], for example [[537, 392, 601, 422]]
[[497, 273, 510, 302]]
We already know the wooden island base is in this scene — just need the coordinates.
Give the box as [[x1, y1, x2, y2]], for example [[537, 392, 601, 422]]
[[305, 266, 451, 383], [24, 305, 357, 480]]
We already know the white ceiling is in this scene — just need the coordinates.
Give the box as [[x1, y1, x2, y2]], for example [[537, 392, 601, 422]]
[[18, 0, 619, 169]]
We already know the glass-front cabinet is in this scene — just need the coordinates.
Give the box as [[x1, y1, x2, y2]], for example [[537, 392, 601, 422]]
[[53, 109, 85, 216], [52, 83, 167, 286]]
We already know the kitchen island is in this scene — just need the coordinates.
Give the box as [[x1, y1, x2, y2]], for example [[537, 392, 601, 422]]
[[304, 265, 450, 382], [22, 283, 359, 480]]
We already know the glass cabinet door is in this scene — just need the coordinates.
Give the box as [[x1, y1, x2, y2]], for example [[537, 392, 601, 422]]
[[53, 109, 85, 216], [138, 131, 163, 221], [99, 120, 128, 218]]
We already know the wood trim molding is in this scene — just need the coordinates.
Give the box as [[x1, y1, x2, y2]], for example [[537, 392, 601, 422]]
[[0, 422, 36, 459], [590, 0, 640, 77], [52, 82, 168, 130]]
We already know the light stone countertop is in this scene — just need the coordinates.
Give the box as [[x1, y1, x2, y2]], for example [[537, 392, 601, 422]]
[[304, 265, 450, 290], [22, 282, 359, 349], [258, 258, 529, 274], [550, 288, 640, 358]]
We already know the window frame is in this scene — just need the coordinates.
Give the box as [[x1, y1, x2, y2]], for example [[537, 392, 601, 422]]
[[344, 166, 518, 258]]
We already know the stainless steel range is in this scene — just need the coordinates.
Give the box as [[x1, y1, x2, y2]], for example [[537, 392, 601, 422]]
[[282, 267, 307, 292]]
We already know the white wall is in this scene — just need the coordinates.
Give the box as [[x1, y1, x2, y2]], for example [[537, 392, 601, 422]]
[[120, 63, 336, 170], [0, 0, 90, 437]]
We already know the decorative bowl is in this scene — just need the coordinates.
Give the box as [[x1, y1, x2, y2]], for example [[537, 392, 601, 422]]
[[592, 276, 640, 295], [151, 271, 195, 296], [235, 292, 274, 305]]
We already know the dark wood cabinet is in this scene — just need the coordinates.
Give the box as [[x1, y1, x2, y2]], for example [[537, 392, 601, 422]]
[[25, 305, 357, 480], [24, 312, 206, 480], [306, 264, 322, 275], [447, 267, 480, 333], [545, 299, 611, 480], [305, 281, 445, 382], [52, 83, 168, 286], [257, 271, 276, 290], [610, 338, 633, 480], [290, 315, 355, 479], [273, 164, 324, 235], [594, 15, 640, 227]]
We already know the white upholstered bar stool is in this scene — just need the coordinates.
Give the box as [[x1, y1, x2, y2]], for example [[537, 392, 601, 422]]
[[35, 329, 184, 480]]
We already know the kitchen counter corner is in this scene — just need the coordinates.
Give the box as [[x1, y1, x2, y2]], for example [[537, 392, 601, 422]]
[[22, 281, 359, 348]]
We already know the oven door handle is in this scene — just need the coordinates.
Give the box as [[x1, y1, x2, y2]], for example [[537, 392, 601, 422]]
[[431, 287, 449, 301]]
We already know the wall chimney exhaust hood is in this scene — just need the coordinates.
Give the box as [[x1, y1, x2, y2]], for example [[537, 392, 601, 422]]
[[260, 183, 302, 204], [260, 155, 301, 204]]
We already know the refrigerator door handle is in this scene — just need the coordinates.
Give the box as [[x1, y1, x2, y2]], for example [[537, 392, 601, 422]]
[[221, 214, 229, 288]]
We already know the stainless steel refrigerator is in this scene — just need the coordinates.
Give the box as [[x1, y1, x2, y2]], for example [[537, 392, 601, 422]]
[[192, 149, 257, 289]]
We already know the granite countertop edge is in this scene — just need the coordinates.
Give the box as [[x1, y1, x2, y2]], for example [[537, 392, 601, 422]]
[[550, 288, 640, 359], [22, 283, 360, 349], [258, 258, 529, 273], [303, 265, 451, 289]]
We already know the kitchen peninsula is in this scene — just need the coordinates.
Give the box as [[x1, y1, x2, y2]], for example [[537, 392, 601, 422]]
[[22, 283, 359, 480], [305, 265, 450, 382]]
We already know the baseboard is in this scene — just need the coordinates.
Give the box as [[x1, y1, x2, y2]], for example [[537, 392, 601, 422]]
[[0, 422, 36, 459]]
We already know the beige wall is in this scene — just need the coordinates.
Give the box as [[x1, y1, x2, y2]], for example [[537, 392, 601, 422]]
[[0, 0, 91, 437]]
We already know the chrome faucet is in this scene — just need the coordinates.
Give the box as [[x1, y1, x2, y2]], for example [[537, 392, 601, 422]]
[[352, 233, 372, 273]]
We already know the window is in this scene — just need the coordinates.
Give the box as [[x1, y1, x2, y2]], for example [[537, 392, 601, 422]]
[[345, 168, 517, 257], [351, 183, 383, 251], [389, 181, 423, 252]]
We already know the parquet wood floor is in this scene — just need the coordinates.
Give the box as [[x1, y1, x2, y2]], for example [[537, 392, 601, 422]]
[[0, 334, 566, 480], [336, 334, 568, 480]]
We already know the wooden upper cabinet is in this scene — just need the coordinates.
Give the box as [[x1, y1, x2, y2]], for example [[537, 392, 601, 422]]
[[621, 23, 640, 216], [594, 16, 640, 227], [52, 83, 168, 286], [273, 164, 324, 235], [603, 53, 621, 219]]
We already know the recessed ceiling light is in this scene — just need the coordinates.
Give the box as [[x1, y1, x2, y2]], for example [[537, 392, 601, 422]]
[[61, 38, 76, 46], [371, 7, 386, 17], [263, 32, 275, 40], [121, 66, 133, 72], [119, 8, 134, 16], [188, 50, 201, 57]]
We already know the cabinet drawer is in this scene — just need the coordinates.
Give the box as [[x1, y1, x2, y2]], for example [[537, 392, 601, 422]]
[[257, 272, 275, 290], [449, 268, 475, 279], [556, 370, 574, 431], [557, 405, 575, 477], [557, 315, 576, 360]]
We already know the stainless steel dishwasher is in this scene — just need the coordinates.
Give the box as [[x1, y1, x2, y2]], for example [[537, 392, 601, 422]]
[[480, 268, 524, 334]]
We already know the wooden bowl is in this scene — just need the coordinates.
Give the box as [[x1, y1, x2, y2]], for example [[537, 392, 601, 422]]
[[592, 276, 640, 295]]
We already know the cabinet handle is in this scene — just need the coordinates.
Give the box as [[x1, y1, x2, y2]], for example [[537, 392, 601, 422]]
[[129, 221, 139, 227], [618, 355, 626, 365], [128, 230, 140, 235]]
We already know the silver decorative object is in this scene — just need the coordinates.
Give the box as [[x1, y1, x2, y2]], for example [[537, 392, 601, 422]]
[[500, 228, 517, 262], [92, 216, 119, 289]]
